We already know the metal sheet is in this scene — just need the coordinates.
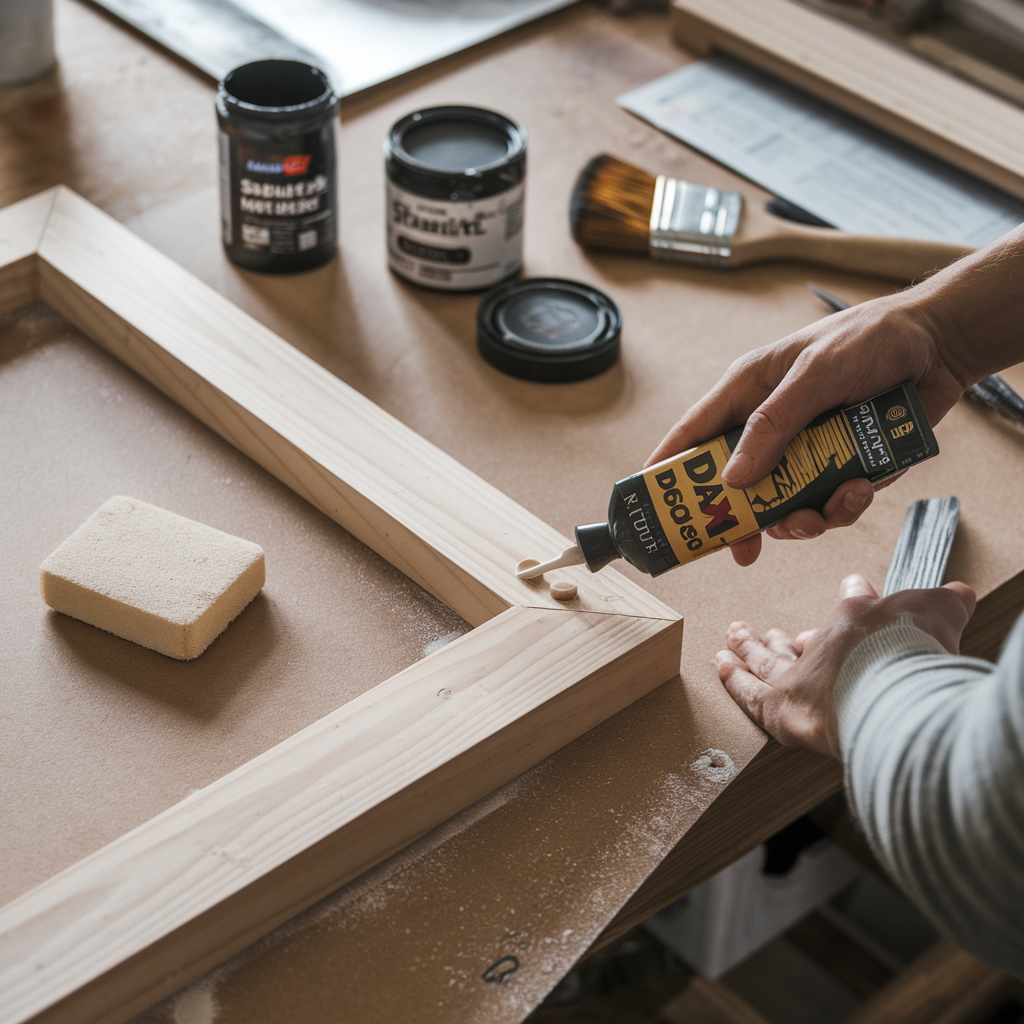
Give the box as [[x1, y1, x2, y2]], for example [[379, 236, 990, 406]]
[[90, 0, 580, 94]]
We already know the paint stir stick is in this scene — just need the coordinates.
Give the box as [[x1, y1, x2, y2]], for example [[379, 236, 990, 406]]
[[883, 496, 960, 596]]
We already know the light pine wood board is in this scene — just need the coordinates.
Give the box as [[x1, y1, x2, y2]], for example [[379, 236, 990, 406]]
[[0, 184, 684, 1024], [1, 606, 679, 1024], [36, 187, 671, 627], [843, 940, 1006, 1024], [0, 304, 468, 910], [672, 0, 1024, 200], [0, 187, 49, 317]]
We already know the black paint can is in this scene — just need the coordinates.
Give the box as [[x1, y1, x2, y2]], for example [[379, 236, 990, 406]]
[[385, 105, 526, 291], [217, 60, 339, 274]]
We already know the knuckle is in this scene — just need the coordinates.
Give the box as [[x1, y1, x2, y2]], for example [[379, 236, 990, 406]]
[[743, 407, 780, 437]]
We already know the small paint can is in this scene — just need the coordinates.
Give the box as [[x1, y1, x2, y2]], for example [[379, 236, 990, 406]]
[[217, 60, 339, 274], [385, 106, 526, 291], [0, 0, 55, 86]]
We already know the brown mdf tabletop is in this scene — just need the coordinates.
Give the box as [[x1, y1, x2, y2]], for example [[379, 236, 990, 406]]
[[4, 2, 1024, 1023]]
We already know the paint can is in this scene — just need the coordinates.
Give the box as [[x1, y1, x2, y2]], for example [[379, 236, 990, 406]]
[[385, 106, 526, 291], [217, 60, 339, 273], [0, 0, 55, 87]]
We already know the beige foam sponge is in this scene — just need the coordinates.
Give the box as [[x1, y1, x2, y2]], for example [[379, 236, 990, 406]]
[[40, 496, 265, 660]]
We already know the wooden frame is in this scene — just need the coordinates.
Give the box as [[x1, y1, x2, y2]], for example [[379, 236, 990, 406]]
[[0, 187, 682, 1024], [672, 0, 1024, 201]]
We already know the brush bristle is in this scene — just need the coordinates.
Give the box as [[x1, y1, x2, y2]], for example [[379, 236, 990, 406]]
[[569, 153, 657, 254]]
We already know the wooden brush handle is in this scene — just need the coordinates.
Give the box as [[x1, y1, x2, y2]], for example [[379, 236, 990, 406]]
[[733, 203, 973, 281]]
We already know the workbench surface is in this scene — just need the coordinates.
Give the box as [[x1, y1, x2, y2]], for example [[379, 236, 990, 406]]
[[4, 2, 1024, 1022]]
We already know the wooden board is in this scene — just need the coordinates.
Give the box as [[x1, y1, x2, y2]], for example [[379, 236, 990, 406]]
[[0, 304, 472, 910], [0, 186, 683, 1024], [672, 0, 1024, 201]]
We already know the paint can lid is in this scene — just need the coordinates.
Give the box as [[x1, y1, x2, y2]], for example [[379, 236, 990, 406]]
[[476, 277, 621, 383], [386, 105, 526, 202]]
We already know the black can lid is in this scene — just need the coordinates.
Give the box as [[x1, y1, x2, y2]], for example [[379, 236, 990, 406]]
[[386, 106, 526, 202], [476, 277, 621, 383]]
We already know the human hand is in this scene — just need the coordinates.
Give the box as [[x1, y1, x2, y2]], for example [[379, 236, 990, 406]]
[[714, 574, 976, 757], [646, 293, 966, 566]]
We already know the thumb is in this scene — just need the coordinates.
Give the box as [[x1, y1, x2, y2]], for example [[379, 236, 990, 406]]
[[840, 574, 878, 600], [942, 581, 976, 619]]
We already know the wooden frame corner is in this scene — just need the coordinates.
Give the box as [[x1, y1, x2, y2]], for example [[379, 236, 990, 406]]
[[0, 186, 681, 1024]]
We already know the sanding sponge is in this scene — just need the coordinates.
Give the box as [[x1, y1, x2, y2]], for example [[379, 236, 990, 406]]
[[40, 496, 265, 660]]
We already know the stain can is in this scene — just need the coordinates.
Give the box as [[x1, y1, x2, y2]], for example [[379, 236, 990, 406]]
[[217, 59, 339, 274], [385, 105, 526, 291]]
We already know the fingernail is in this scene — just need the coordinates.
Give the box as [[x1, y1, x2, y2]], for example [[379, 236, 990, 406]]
[[791, 528, 813, 539], [844, 490, 868, 512]]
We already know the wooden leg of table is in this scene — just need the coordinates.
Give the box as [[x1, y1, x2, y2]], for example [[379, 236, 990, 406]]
[[841, 940, 1009, 1024], [656, 976, 773, 1024]]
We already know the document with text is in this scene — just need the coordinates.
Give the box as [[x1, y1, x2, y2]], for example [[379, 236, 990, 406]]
[[618, 56, 1024, 246]]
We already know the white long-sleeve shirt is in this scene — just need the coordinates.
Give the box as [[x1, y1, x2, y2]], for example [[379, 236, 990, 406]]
[[835, 614, 1024, 977]]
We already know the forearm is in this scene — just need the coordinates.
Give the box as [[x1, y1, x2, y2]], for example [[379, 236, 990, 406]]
[[836, 617, 1024, 977], [903, 222, 1024, 387]]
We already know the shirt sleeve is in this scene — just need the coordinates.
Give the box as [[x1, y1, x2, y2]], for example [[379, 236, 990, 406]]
[[834, 613, 1024, 978]]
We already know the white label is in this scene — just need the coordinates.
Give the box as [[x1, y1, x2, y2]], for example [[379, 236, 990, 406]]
[[386, 180, 524, 291]]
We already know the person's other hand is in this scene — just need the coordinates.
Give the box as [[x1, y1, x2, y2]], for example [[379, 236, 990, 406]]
[[646, 294, 966, 566], [714, 574, 977, 757]]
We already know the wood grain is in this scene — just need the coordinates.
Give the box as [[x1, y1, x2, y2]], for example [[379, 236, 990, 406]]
[[35, 187, 674, 628], [0, 187, 54, 317], [734, 202, 972, 280], [659, 977, 773, 1024], [842, 940, 1006, 1024], [672, 0, 1024, 200], [0, 606, 681, 1024]]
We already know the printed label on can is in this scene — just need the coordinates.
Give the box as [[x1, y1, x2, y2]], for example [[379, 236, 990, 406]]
[[219, 130, 232, 246], [385, 179, 524, 291], [220, 125, 336, 268]]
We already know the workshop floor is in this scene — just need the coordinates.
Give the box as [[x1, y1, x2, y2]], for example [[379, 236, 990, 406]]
[[525, 874, 1024, 1024]]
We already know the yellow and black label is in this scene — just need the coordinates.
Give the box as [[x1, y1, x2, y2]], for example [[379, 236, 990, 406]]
[[641, 435, 759, 567], [612, 382, 939, 576], [742, 411, 858, 519]]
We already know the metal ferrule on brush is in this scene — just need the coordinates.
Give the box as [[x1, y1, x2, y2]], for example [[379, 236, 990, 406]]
[[648, 176, 743, 266]]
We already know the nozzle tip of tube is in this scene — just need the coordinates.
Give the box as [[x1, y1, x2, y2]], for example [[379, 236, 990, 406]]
[[515, 545, 585, 580], [516, 559, 542, 580]]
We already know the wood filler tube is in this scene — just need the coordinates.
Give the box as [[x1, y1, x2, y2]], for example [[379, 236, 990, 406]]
[[518, 382, 939, 580], [385, 105, 526, 291]]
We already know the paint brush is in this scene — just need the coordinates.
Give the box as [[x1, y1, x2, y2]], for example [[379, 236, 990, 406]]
[[569, 154, 972, 283], [809, 283, 1024, 427]]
